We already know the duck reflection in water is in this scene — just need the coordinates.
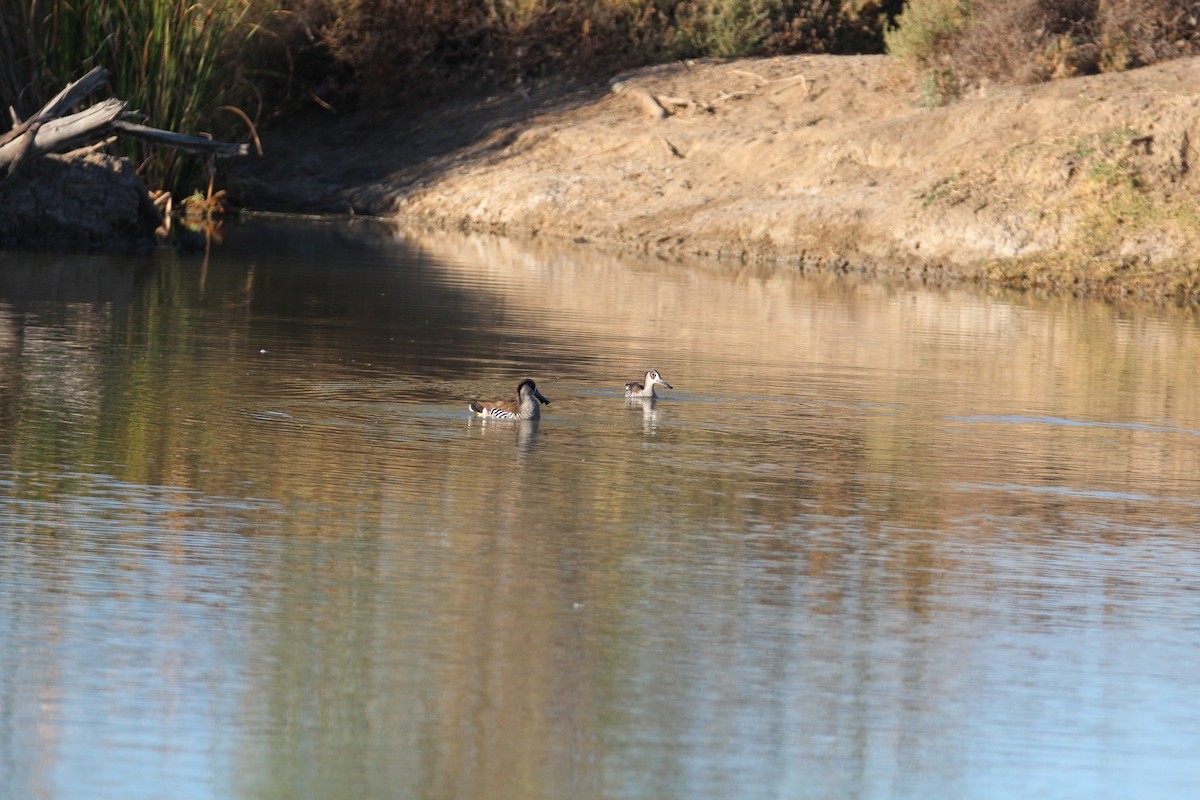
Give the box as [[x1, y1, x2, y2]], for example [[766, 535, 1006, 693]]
[[468, 416, 542, 458], [625, 395, 661, 435]]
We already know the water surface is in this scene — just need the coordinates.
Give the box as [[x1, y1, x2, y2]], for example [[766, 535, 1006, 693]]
[[1, 220, 1198, 799]]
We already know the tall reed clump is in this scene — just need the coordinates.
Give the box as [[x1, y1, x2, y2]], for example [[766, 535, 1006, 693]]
[[0, 0, 285, 193]]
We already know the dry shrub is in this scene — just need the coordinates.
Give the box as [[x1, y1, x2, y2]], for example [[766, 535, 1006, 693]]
[[1097, 0, 1200, 71], [768, 0, 904, 55], [320, 0, 493, 95], [830, 0, 908, 53], [947, 0, 1099, 87], [895, 0, 1200, 100], [312, 0, 898, 101], [317, 0, 664, 97]]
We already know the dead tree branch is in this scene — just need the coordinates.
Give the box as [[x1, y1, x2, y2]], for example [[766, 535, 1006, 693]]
[[0, 67, 252, 179]]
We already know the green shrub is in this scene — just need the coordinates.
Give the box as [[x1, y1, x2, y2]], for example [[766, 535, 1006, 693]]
[[666, 0, 774, 59], [883, 0, 968, 69]]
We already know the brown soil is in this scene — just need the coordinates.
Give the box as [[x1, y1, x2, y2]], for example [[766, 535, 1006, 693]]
[[231, 54, 1200, 301]]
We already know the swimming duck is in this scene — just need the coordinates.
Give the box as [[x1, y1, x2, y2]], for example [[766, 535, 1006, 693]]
[[624, 369, 673, 398], [469, 379, 550, 420]]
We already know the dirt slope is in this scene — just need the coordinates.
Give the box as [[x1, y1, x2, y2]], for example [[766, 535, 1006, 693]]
[[232, 54, 1200, 300]]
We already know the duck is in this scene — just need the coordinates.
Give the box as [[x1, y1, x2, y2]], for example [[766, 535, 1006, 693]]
[[469, 379, 550, 420], [624, 369, 673, 398]]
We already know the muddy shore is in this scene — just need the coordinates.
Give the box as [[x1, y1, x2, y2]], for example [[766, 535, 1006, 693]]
[[231, 54, 1200, 302]]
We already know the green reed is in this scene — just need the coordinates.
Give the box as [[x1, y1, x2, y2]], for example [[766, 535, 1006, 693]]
[[2, 0, 278, 193]]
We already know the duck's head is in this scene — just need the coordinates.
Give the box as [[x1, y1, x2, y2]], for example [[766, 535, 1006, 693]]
[[518, 379, 551, 405], [646, 370, 673, 390]]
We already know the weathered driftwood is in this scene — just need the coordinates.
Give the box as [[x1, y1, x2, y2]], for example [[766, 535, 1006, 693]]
[[0, 66, 250, 177], [25, 99, 126, 155], [110, 120, 249, 157], [0, 66, 110, 148]]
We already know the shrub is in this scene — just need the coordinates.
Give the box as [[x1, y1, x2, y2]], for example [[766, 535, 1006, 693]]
[[666, 0, 774, 59], [883, 0, 968, 104], [1096, 0, 1200, 71], [948, 0, 1098, 86], [887, 0, 1200, 102], [883, 0, 968, 69], [316, 0, 899, 99]]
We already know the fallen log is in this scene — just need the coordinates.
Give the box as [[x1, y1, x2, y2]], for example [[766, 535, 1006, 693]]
[[0, 66, 110, 149], [9, 98, 127, 171]]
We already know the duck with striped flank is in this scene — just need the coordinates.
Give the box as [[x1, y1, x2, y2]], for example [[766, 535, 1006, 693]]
[[469, 379, 550, 420], [624, 369, 673, 398]]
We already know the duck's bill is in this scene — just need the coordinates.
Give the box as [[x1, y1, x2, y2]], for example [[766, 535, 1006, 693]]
[[535, 391, 550, 405]]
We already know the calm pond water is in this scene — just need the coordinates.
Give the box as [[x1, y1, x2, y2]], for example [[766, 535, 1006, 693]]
[[1, 219, 1199, 799]]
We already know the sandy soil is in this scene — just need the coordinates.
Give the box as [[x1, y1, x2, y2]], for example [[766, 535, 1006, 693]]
[[231, 54, 1200, 300]]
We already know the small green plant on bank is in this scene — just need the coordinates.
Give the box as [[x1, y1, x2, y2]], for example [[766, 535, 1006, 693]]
[[1067, 129, 1152, 222], [917, 174, 956, 208], [1, 0, 284, 194]]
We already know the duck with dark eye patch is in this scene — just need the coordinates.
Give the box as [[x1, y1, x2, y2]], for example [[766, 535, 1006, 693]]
[[624, 369, 673, 398], [469, 379, 551, 420]]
